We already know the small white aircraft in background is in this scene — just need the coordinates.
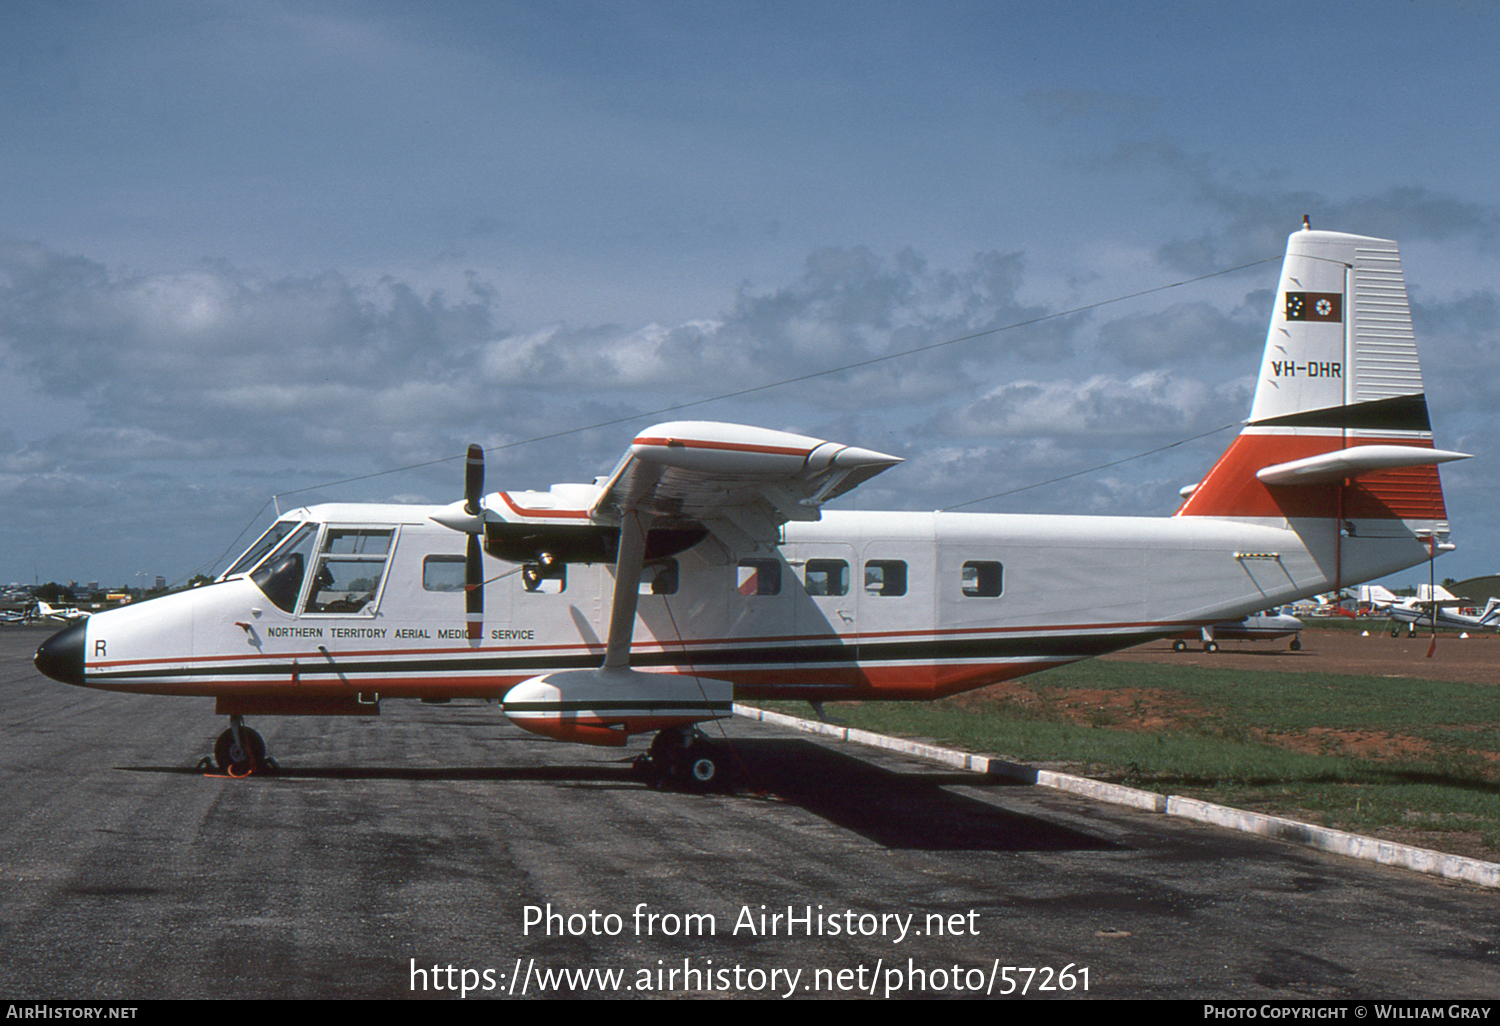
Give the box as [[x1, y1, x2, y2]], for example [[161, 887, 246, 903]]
[[1169, 609, 1304, 653], [34, 601, 90, 624], [1385, 584, 1500, 636], [35, 224, 1471, 785], [1358, 583, 1402, 615]]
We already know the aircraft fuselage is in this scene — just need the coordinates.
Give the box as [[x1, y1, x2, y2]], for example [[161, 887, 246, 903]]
[[37, 500, 1428, 711]]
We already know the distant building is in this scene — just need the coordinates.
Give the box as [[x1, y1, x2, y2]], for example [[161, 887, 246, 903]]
[[1450, 575, 1500, 608]]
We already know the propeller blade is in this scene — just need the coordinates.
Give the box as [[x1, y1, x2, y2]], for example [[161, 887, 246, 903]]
[[466, 532, 483, 640], [464, 443, 485, 516]]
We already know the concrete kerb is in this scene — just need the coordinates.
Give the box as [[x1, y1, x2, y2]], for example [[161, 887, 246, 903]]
[[733, 703, 1500, 890]]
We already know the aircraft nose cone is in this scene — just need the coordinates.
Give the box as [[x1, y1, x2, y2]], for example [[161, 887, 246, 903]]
[[35, 621, 87, 686]]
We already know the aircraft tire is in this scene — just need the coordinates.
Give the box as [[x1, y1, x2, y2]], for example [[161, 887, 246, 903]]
[[1289, 638, 1301, 651], [214, 726, 268, 776], [682, 741, 731, 793], [1172, 640, 1188, 652], [1204, 641, 1219, 653]]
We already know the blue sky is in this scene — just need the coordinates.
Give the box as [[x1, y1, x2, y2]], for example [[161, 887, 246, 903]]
[[3, 0, 1498, 589]]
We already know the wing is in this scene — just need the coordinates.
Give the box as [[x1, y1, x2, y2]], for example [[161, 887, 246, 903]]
[[429, 421, 902, 682], [590, 420, 903, 546]]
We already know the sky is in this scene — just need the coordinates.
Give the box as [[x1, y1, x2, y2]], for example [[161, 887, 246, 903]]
[[2, 0, 1498, 591]]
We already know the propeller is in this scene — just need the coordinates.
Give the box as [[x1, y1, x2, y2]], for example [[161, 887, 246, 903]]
[[464, 444, 485, 640]]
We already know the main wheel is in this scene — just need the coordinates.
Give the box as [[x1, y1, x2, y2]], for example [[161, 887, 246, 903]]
[[214, 726, 267, 776], [1171, 640, 1188, 652], [1204, 641, 1219, 653], [686, 747, 720, 789], [682, 740, 734, 793]]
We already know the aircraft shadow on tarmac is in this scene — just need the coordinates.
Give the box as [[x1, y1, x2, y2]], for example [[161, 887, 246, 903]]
[[124, 736, 1118, 854], [725, 738, 1119, 853]]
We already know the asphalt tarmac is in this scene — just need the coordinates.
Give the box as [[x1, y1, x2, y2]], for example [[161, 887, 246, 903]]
[[2, 624, 1497, 1000]]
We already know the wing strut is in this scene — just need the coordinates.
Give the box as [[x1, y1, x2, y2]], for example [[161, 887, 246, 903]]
[[603, 511, 650, 669]]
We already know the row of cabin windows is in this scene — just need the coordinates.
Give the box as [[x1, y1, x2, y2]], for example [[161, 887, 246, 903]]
[[734, 558, 1003, 598], [249, 524, 989, 612], [419, 555, 1004, 599], [243, 517, 995, 614]]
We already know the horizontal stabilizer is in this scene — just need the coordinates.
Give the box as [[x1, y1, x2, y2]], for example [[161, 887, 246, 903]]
[[1255, 445, 1471, 486]]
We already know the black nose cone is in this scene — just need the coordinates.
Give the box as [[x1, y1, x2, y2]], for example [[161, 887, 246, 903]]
[[35, 622, 87, 686]]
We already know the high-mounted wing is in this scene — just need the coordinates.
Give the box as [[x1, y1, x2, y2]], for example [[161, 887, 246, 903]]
[[431, 422, 903, 759], [432, 420, 903, 553], [591, 420, 903, 546]]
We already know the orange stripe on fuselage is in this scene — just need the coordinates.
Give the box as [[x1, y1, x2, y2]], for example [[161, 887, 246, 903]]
[[497, 492, 590, 518], [1176, 434, 1446, 520]]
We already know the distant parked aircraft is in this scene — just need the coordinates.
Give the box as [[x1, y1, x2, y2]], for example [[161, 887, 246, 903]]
[[1170, 610, 1304, 652]]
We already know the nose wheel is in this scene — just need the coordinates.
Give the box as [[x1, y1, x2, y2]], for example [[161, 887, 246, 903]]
[[635, 726, 735, 793], [208, 717, 277, 777]]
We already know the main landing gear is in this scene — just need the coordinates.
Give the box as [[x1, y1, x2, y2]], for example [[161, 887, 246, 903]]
[[202, 715, 278, 777], [634, 726, 735, 793], [1173, 639, 1217, 652]]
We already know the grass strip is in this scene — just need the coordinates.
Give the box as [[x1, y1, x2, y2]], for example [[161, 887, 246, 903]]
[[763, 654, 1500, 854]]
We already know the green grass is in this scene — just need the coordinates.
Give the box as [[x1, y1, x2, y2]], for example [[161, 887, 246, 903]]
[[760, 648, 1500, 856]]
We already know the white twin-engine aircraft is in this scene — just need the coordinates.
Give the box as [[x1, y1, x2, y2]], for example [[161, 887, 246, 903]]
[[35, 225, 1471, 787]]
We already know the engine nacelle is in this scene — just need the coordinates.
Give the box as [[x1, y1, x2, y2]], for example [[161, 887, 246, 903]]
[[502, 668, 734, 747]]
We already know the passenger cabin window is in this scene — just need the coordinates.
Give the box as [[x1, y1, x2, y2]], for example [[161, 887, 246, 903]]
[[423, 555, 466, 592], [804, 559, 849, 597], [305, 528, 394, 615], [864, 560, 907, 597], [961, 560, 1003, 598], [737, 559, 781, 596]]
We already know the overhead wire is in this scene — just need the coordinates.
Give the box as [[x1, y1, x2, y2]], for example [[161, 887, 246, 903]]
[[941, 420, 1239, 512], [199, 253, 1278, 576]]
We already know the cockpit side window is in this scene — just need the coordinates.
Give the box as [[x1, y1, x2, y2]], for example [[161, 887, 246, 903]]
[[249, 526, 318, 612], [304, 527, 395, 615], [252, 553, 306, 613], [223, 519, 306, 580]]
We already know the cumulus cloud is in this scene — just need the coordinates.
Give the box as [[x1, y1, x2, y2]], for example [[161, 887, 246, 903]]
[[0, 241, 505, 460], [932, 371, 1249, 442], [1409, 290, 1500, 425], [888, 433, 1221, 519], [0, 235, 1255, 576], [1095, 300, 1264, 367], [471, 245, 1082, 412]]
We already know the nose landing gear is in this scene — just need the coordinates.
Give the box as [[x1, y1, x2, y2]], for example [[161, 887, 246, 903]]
[[205, 715, 278, 777]]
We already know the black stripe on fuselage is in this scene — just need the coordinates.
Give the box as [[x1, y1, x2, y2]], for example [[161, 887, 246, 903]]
[[82, 629, 1181, 684], [505, 700, 733, 713]]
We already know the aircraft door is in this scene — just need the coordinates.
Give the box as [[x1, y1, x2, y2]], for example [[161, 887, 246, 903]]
[[790, 543, 860, 687]]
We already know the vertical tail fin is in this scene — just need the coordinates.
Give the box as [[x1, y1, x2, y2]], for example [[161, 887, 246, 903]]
[[1177, 225, 1468, 542]]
